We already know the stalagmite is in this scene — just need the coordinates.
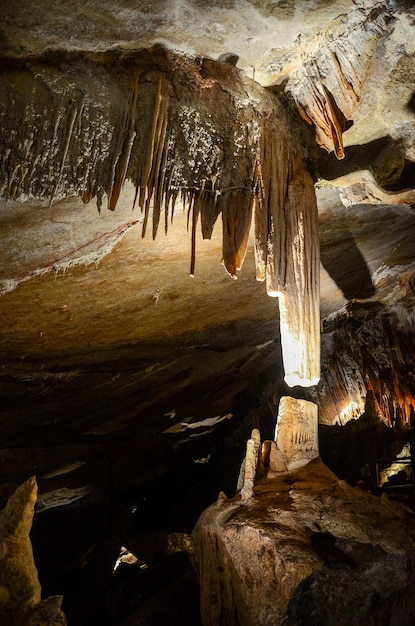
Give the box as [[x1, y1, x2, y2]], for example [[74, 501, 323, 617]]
[[0, 477, 67, 625], [239, 428, 261, 501], [274, 396, 319, 470]]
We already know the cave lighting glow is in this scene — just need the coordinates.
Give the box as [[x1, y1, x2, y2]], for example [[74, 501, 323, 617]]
[[333, 398, 366, 426], [279, 294, 320, 388]]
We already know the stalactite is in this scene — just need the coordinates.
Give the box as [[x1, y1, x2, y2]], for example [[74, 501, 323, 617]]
[[295, 75, 346, 159], [49, 100, 83, 207], [280, 5, 393, 158], [138, 77, 170, 238], [254, 142, 320, 388], [189, 192, 199, 277], [200, 190, 220, 240], [108, 80, 140, 211], [220, 190, 254, 279], [277, 157, 320, 387], [253, 121, 290, 293]]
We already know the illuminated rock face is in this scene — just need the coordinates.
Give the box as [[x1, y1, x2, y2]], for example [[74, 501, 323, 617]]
[[274, 397, 319, 470], [317, 306, 415, 426], [193, 459, 415, 626], [277, 161, 320, 388]]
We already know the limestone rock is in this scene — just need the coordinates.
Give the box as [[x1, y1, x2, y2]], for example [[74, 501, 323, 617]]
[[0, 477, 67, 626], [193, 459, 415, 626], [274, 397, 319, 470]]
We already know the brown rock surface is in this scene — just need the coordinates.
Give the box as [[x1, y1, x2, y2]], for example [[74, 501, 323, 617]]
[[0, 1, 414, 624], [193, 459, 415, 626]]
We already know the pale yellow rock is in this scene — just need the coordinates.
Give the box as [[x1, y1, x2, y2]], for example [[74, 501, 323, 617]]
[[0, 478, 67, 626], [266, 441, 288, 475], [274, 396, 319, 470]]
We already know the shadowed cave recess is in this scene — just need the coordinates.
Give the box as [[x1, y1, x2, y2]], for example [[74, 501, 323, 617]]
[[1, 1, 415, 625]]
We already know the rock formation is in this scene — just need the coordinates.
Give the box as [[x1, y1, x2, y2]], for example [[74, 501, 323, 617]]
[[0, 477, 67, 626], [193, 458, 415, 626], [274, 397, 319, 471], [0, 44, 322, 388], [0, 0, 415, 624]]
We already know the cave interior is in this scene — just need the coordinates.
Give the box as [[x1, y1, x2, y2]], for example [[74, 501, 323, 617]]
[[1, 1, 415, 625]]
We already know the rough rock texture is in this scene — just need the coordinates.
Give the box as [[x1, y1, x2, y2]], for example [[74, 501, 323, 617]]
[[0, 46, 323, 386], [274, 397, 319, 470], [0, 477, 66, 626], [0, 0, 415, 623], [193, 459, 415, 626]]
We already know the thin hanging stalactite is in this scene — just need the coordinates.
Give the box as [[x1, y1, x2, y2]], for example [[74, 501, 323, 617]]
[[151, 115, 169, 239], [49, 99, 83, 207], [190, 192, 201, 277], [139, 76, 170, 238], [108, 78, 140, 211]]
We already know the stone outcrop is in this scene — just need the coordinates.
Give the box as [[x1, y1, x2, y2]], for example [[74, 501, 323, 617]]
[[0, 477, 67, 626], [274, 397, 319, 471], [193, 458, 415, 626]]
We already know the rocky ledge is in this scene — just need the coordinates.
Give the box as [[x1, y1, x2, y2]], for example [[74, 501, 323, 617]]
[[192, 458, 415, 626]]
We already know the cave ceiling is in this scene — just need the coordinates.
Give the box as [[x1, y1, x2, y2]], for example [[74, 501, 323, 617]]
[[0, 0, 415, 503]]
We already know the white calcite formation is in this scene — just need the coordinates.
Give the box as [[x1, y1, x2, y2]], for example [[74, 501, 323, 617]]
[[274, 396, 319, 470], [238, 428, 261, 501]]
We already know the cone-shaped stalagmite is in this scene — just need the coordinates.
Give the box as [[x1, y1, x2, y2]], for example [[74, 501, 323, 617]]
[[0, 477, 67, 625]]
